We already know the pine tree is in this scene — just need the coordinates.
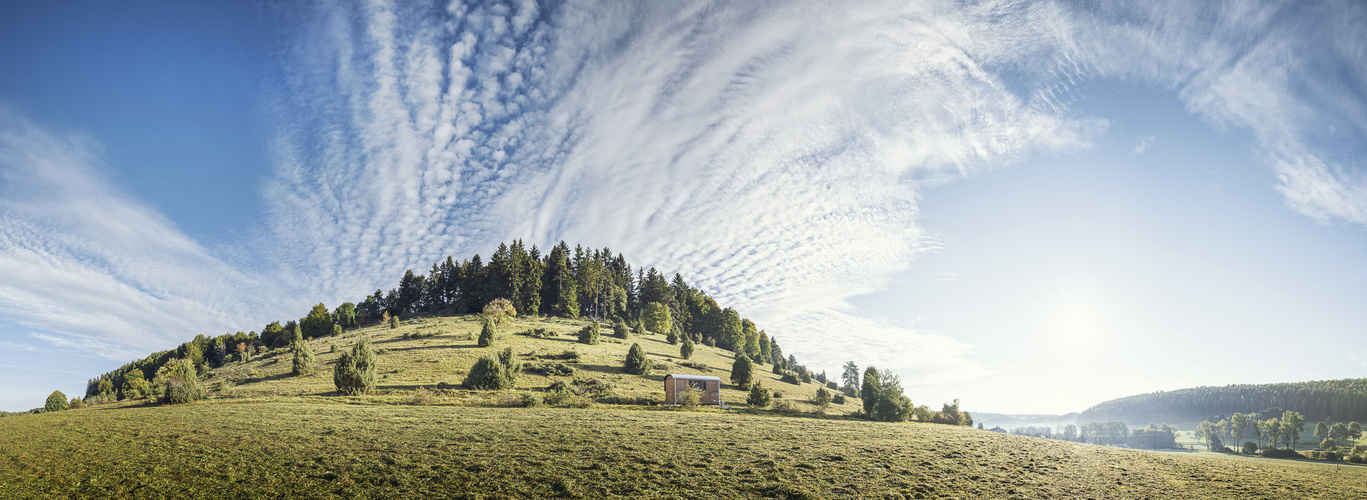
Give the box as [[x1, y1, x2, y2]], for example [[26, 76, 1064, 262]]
[[333, 337, 377, 396], [680, 336, 695, 360], [730, 354, 755, 389], [291, 325, 316, 376], [624, 343, 652, 375], [478, 317, 497, 347]]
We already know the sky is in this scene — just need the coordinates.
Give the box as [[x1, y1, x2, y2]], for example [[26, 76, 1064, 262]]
[[1, 0, 1364, 414]]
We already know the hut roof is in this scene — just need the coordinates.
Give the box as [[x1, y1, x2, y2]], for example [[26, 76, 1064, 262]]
[[665, 374, 722, 382]]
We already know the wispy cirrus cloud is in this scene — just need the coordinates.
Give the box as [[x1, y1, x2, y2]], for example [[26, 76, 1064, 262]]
[[260, 0, 1110, 383], [0, 107, 287, 359], [3, 0, 1365, 406]]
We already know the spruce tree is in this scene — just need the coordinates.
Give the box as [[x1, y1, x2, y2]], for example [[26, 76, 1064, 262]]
[[680, 336, 695, 360], [624, 343, 652, 375], [291, 325, 316, 376], [730, 354, 755, 389], [613, 320, 630, 340], [478, 317, 497, 347], [333, 337, 377, 396]]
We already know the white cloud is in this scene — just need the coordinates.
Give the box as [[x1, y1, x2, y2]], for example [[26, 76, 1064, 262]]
[[259, 0, 1112, 384], [1132, 135, 1155, 155], [0, 107, 291, 359]]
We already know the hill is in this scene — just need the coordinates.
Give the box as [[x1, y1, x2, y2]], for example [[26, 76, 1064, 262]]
[[1079, 379, 1367, 425]]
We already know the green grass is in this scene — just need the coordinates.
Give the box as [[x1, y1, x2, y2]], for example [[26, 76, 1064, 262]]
[[9, 313, 1363, 498], [4, 402, 1365, 498], [203, 314, 851, 412]]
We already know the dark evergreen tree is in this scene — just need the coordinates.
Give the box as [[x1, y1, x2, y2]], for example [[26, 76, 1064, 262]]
[[478, 317, 497, 347], [290, 324, 316, 376], [624, 343, 652, 375], [730, 354, 755, 389], [681, 336, 695, 360], [542, 242, 579, 317], [333, 336, 377, 396], [211, 337, 226, 367], [577, 322, 600, 345], [747, 381, 771, 408], [334, 302, 357, 328]]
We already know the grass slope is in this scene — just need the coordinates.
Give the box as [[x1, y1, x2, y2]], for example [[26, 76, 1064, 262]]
[[201, 314, 845, 410], [4, 402, 1365, 499]]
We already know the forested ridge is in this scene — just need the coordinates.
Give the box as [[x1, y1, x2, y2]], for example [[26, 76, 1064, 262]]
[[1080, 379, 1367, 424], [83, 240, 795, 401]]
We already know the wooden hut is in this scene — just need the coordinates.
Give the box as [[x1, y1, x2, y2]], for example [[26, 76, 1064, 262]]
[[664, 374, 723, 405]]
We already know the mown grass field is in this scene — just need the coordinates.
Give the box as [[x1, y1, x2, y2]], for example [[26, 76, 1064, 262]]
[[4, 401, 1366, 499]]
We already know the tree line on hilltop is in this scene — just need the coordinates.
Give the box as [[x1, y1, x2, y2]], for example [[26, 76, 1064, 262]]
[[1079, 379, 1367, 425], [79, 240, 802, 403]]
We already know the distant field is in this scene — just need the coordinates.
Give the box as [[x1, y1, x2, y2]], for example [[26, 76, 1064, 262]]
[[4, 402, 1365, 499]]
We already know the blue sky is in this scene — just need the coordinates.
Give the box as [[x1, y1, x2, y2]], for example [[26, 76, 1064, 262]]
[[1, 0, 1364, 414]]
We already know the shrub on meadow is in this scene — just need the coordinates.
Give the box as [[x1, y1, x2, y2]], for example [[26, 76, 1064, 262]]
[[478, 317, 497, 347], [747, 381, 771, 408], [624, 343, 652, 375], [680, 336, 695, 360], [577, 322, 600, 345], [161, 358, 204, 405], [334, 336, 378, 396]]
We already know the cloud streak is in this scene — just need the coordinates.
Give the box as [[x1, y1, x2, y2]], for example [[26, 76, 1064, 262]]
[[2, 0, 1365, 402]]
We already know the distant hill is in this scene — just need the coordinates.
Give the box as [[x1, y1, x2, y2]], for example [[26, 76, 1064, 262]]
[[1079, 379, 1367, 425], [973, 412, 1080, 430]]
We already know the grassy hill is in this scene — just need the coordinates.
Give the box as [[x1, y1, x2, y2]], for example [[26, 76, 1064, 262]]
[[1079, 379, 1367, 426], [195, 313, 846, 411]]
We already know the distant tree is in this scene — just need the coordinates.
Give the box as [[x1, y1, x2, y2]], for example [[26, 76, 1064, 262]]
[[483, 297, 517, 325], [478, 317, 497, 348], [1264, 418, 1282, 450], [680, 336, 695, 360], [741, 319, 760, 359], [624, 343, 652, 375], [45, 391, 68, 412], [300, 303, 334, 339], [1063, 424, 1079, 441], [861, 367, 912, 422], [1230, 413, 1249, 446], [121, 370, 149, 400], [261, 321, 287, 349], [642, 302, 671, 334], [613, 320, 630, 340], [758, 330, 771, 365], [577, 322, 600, 346], [290, 325, 316, 376], [814, 386, 833, 410], [334, 302, 357, 328], [543, 241, 579, 318], [1242, 441, 1258, 454], [211, 337, 226, 367], [747, 380, 771, 408], [1282, 411, 1305, 450], [1330, 422, 1349, 448], [666, 327, 679, 345], [1315, 422, 1330, 445], [730, 354, 755, 389], [160, 358, 203, 405], [841, 361, 860, 398], [388, 314, 399, 329], [333, 336, 377, 396], [1350, 421, 1362, 442]]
